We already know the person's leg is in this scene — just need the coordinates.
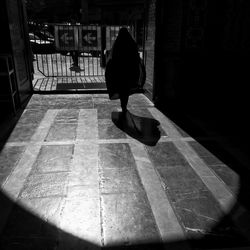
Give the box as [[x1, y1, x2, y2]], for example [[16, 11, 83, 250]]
[[120, 94, 129, 113], [71, 51, 79, 67]]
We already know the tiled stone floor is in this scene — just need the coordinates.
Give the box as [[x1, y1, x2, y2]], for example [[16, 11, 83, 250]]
[[33, 77, 106, 92], [0, 94, 250, 250]]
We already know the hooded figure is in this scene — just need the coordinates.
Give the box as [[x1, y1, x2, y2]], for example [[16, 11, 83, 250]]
[[105, 27, 146, 113]]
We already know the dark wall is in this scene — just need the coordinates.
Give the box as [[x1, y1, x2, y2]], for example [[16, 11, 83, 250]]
[[144, 0, 157, 99], [0, 1, 12, 54], [154, 0, 250, 138], [0, 0, 33, 117]]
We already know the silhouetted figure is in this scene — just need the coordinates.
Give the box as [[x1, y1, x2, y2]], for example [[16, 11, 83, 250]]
[[70, 50, 81, 72], [105, 27, 146, 113], [69, 16, 81, 72], [71, 51, 79, 67]]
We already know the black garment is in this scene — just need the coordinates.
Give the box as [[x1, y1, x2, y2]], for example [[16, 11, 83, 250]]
[[105, 28, 146, 100], [71, 51, 79, 67]]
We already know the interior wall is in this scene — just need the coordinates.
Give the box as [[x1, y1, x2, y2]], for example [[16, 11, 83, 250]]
[[153, 0, 250, 138], [0, 1, 12, 54], [0, 0, 33, 117], [144, 0, 156, 100]]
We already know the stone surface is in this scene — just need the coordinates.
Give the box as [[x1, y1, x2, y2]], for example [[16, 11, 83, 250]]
[[98, 119, 127, 139], [17, 109, 46, 125], [102, 192, 160, 247], [59, 197, 101, 246], [67, 168, 99, 187], [173, 190, 224, 234], [0, 146, 25, 184], [19, 197, 63, 225], [45, 110, 79, 141], [7, 124, 39, 142], [130, 143, 186, 243], [32, 145, 73, 173], [100, 167, 144, 194], [99, 143, 136, 169], [19, 173, 68, 199], [157, 165, 208, 200], [1, 93, 250, 250], [129, 94, 154, 107], [76, 109, 98, 140], [209, 164, 240, 195], [45, 123, 77, 141], [146, 142, 189, 167], [188, 141, 213, 157], [27, 94, 94, 110], [95, 104, 118, 119], [188, 141, 240, 195], [128, 107, 154, 118]]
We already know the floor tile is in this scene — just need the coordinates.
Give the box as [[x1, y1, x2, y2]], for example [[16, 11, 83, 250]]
[[209, 164, 240, 194], [100, 167, 144, 194], [7, 124, 39, 142], [0, 146, 25, 182], [173, 191, 248, 248], [98, 119, 126, 139], [95, 104, 119, 119], [32, 145, 74, 173], [102, 192, 161, 247], [27, 94, 94, 110], [129, 94, 154, 107], [99, 143, 136, 169], [157, 165, 208, 200], [76, 109, 98, 140], [146, 142, 189, 168], [67, 168, 99, 187], [59, 197, 101, 246], [188, 141, 214, 157], [45, 123, 77, 141], [19, 172, 68, 199], [17, 109, 46, 125]]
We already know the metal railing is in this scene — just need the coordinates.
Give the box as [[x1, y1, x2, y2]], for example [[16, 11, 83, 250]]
[[29, 23, 144, 79]]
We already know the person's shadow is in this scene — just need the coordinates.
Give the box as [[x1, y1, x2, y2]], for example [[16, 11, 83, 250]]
[[111, 111, 161, 146]]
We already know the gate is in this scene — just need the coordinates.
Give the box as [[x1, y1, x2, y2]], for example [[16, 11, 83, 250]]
[[31, 23, 105, 77], [29, 22, 145, 91]]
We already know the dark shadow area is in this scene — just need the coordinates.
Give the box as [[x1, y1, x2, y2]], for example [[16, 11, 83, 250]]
[[111, 111, 161, 146], [0, 96, 32, 145], [0, 191, 100, 250], [0, 186, 250, 250], [159, 106, 250, 208], [154, 106, 250, 248]]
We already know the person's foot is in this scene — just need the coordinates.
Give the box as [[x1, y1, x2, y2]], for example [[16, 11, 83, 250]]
[[119, 109, 128, 122], [121, 109, 128, 116], [70, 65, 81, 72]]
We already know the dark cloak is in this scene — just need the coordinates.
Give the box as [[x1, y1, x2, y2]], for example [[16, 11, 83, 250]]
[[105, 28, 146, 100]]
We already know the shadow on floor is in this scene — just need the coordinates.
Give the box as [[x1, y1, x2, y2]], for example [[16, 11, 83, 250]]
[[111, 111, 161, 146], [0, 191, 100, 250]]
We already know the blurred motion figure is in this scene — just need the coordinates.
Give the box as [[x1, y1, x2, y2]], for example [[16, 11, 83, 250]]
[[105, 27, 146, 114]]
